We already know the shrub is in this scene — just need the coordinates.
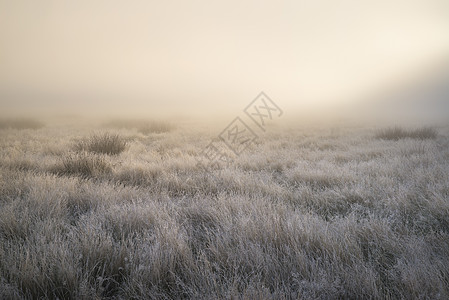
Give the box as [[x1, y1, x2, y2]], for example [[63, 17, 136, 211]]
[[0, 118, 44, 130], [376, 126, 437, 140], [75, 133, 127, 155], [53, 152, 112, 178]]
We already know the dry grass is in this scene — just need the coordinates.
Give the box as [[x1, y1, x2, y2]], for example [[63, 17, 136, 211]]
[[74, 133, 127, 155], [51, 152, 113, 178], [0, 121, 448, 299], [0, 118, 44, 130], [104, 119, 174, 134], [376, 126, 437, 140], [137, 121, 174, 134]]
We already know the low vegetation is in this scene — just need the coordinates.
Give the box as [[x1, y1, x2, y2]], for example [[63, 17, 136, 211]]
[[105, 119, 174, 134], [0, 118, 44, 130], [51, 152, 112, 178], [376, 126, 437, 140], [137, 121, 174, 134], [0, 122, 448, 299], [74, 133, 127, 155]]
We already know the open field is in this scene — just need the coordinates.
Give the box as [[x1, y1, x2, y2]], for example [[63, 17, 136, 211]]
[[0, 120, 449, 299]]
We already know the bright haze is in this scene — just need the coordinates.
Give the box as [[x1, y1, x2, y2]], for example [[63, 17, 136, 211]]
[[1, 0, 449, 119]]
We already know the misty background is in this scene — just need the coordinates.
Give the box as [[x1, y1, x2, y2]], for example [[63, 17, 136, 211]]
[[1, 0, 449, 120]]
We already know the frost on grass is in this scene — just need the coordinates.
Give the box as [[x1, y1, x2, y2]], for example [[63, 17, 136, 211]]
[[75, 133, 127, 155], [376, 126, 437, 140], [51, 152, 112, 178], [0, 122, 449, 299]]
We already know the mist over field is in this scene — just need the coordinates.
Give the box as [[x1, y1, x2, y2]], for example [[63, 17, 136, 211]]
[[1, 1, 449, 299]]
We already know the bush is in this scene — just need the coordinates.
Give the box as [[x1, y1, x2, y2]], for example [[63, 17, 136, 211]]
[[376, 126, 437, 140], [75, 133, 127, 155], [0, 118, 44, 130], [53, 152, 112, 178]]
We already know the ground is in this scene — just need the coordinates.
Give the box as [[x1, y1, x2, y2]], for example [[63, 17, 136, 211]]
[[0, 119, 448, 299]]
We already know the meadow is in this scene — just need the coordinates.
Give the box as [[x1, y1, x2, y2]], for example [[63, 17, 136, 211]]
[[0, 118, 448, 299]]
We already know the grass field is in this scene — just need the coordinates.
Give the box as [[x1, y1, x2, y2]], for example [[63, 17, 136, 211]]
[[0, 119, 448, 299]]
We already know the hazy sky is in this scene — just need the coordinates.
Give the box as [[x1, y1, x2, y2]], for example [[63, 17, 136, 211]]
[[1, 0, 449, 117]]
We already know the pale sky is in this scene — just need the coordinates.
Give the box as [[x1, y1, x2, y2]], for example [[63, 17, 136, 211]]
[[1, 0, 449, 117]]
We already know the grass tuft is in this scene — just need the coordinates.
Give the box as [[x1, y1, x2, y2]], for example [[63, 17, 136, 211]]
[[75, 133, 127, 155], [375, 126, 437, 140], [52, 152, 112, 178], [137, 121, 174, 134]]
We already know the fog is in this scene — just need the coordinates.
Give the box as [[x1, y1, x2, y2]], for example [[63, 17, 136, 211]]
[[1, 0, 449, 119]]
